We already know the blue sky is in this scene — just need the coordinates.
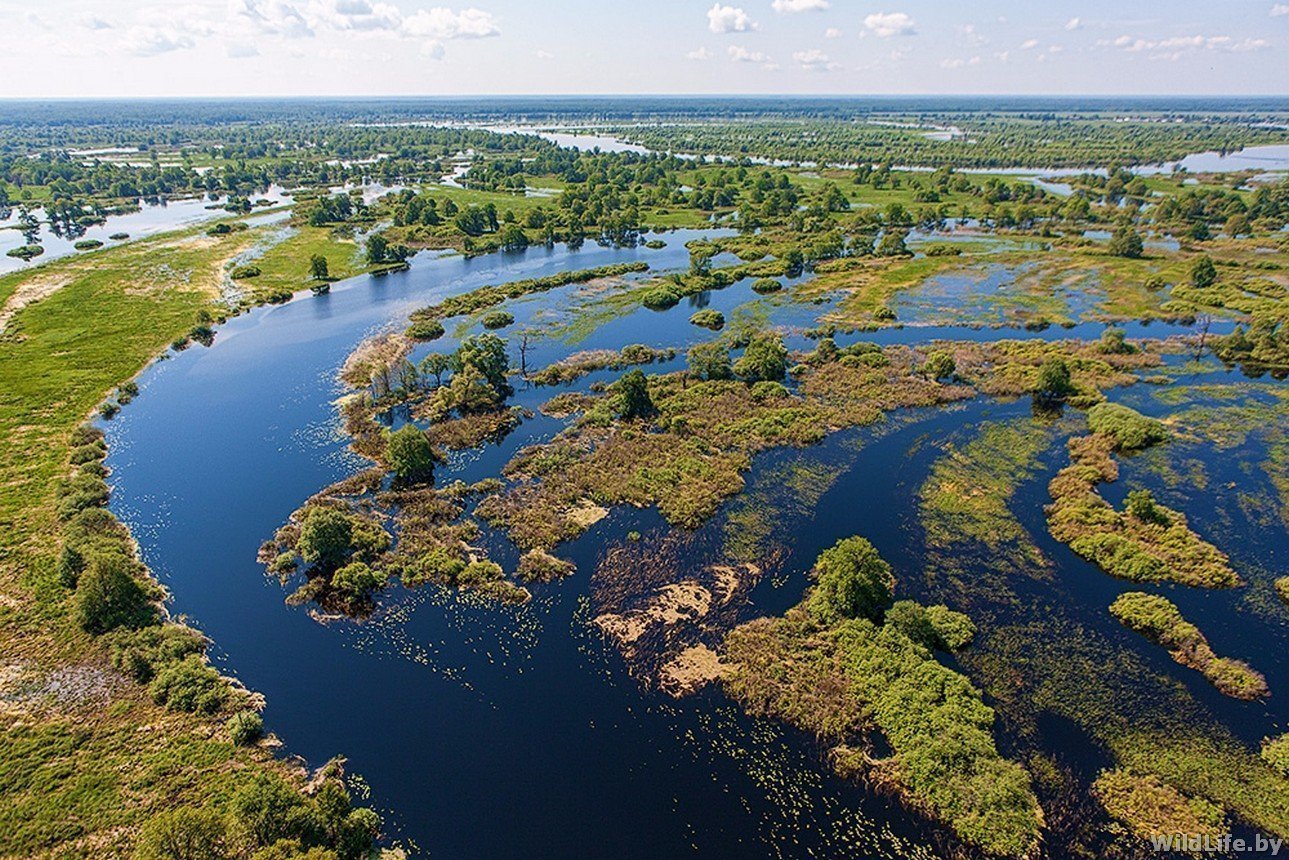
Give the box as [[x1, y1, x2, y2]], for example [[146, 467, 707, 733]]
[[1, 0, 1285, 97]]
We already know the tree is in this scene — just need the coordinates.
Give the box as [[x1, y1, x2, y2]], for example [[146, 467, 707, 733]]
[[499, 223, 528, 252], [309, 254, 329, 280], [364, 234, 388, 265], [876, 230, 911, 257], [1098, 327, 1137, 355], [617, 370, 655, 420], [1190, 255, 1217, 289], [687, 341, 732, 381], [331, 561, 387, 599], [453, 334, 511, 397], [922, 351, 956, 380], [1033, 357, 1075, 402], [74, 553, 154, 634], [1126, 489, 1169, 526], [230, 773, 314, 850], [385, 425, 438, 483], [806, 536, 895, 624], [419, 352, 451, 387], [1108, 226, 1143, 259], [297, 507, 353, 568], [734, 331, 787, 382], [134, 806, 227, 860]]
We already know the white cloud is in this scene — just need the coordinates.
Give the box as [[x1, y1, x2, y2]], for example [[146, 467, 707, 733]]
[[957, 23, 987, 46], [793, 48, 838, 70], [77, 14, 115, 31], [306, 0, 401, 32], [1020, 38, 1039, 49], [772, 0, 828, 13], [824, 27, 842, 38], [686, 47, 714, 60], [708, 4, 757, 33], [1272, 3, 1289, 15], [863, 12, 915, 38], [728, 44, 770, 62], [940, 55, 981, 69], [122, 25, 199, 56], [226, 41, 260, 57], [230, 0, 314, 38], [1108, 33, 1271, 58], [535, 49, 554, 59], [1064, 17, 1081, 31], [402, 7, 499, 40]]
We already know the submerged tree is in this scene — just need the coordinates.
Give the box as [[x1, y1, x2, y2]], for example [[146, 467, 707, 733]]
[[386, 424, 438, 484], [1033, 357, 1075, 402]]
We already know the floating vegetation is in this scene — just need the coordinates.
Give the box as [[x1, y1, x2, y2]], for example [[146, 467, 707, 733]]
[[1092, 769, 1227, 843]]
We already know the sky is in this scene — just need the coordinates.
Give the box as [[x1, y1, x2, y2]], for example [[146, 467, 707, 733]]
[[0, 0, 1286, 98]]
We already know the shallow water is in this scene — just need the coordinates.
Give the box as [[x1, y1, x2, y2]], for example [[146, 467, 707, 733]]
[[104, 237, 1289, 857]]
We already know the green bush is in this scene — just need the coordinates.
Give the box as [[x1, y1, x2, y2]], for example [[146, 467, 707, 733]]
[[405, 319, 445, 341], [297, 507, 354, 568], [1126, 489, 1170, 526], [330, 562, 387, 599], [690, 309, 725, 330], [228, 710, 265, 746], [1032, 357, 1075, 402], [806, 536, 894, 624], [1087, 402, 1168, 450], [73, 552, 156, 634], [149, 656, 228, 714], [1262, 734, 1289, 776], [734, 331, 788, 382], [386, 424, 438, 484], [641, 287, 681, 310], [231, 264, 262, 279], [922, 351, 955, 380], [751, 277, 782, 294], [481, 311, 514, 329], [133, 806, 228, 860], [106, 623, 206, 682]]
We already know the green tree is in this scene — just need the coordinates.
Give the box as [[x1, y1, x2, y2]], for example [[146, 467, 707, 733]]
[[133, 806, 227, 860], [876, 230, 911, 257], [1107, 226, 1143, 259], [364, 234, 388, 265], [499, 223, 529, 252], [385, 425, 438, 484], [687, 341, 732, 381], [309, 254, 329, 280], [1190, 255, 1217, 288], [806, 536, 895, 624], [454, 334, 511, 397], [331, 562, 387, 599], [617, 370, 655, 420], [230, 773, 315, 850], [1126, 489, 1169, 526], [297, 507, 353, 569], [419, 352, 452, 387], [74, 553, 154, 634], [734, 331, 788, 382], [1033, 357, 1074, 402]]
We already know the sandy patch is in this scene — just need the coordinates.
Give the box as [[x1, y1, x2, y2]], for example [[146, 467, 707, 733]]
[[593, 580, 713, 648], [659, 644, 729, 697], [710, 563, 761, 604], [565, 499, 609, 529], [0, 273, 73, 334]]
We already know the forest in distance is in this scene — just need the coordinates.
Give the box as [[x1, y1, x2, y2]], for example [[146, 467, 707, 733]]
[[1, 90, 1289, 860]]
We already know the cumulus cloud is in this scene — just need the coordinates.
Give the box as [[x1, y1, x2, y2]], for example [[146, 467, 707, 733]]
[[708, 4, 757, 33], [940, 55, 981, 69], [1020, 38, 1039, 49], [772, 0, 829, 13], [863, 11, 915, 38], [122, 25, 199, 56], [77, 14, 115, 30], [686, 46, 714, 60], [1064, 17, 1081, 31], [728, 44, 770, 62], [793, 48, 838, 70], [229, 0, 314, 38], [824, 27, 842, 38], [1272, 3, 1289, 15]]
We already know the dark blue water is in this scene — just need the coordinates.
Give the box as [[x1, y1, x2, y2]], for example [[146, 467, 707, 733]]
[[104, 237, 1287, 857]]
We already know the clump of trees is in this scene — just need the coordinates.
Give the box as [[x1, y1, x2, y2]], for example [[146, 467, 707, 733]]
[[806, 536, 895, 624]]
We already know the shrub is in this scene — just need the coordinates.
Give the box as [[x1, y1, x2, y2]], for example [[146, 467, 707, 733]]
[[806, 536, 895, 624], [1126, 490, 1170, 526], [405, 319, 445, 341], [1032, 357, 1074, 402], [57, 545, 85, 588], [1086, 402, 1168, 450], [481, 311, 514, 330], [331, 562, 387, 599], [228, 710, 265, 746], [517, 550, 576, 583], [297, 507, 354, 568], [73, 553, 155, 634], [231, 264, 262, 279], [687, 341, 732, 380], [734, 331, 788, 382], [690, 309, 725, 330], [149, 656, 227, 714], [403, 547, 467, 586], [1108, 226, 1144, 259], [230, 773, 317, 850], [1190, 255, 1217, 288], [106, 623, 206, 682], [1276, 577, 1289, 606], [1262, 734, 1289, 776], [386, 425, 438, 484], [751, 278, 782, 294], [922, 351, 956, 380], [1098, 327, 1138, 355], [134, 806, 228, 860], [641, 287, 681, 310]]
